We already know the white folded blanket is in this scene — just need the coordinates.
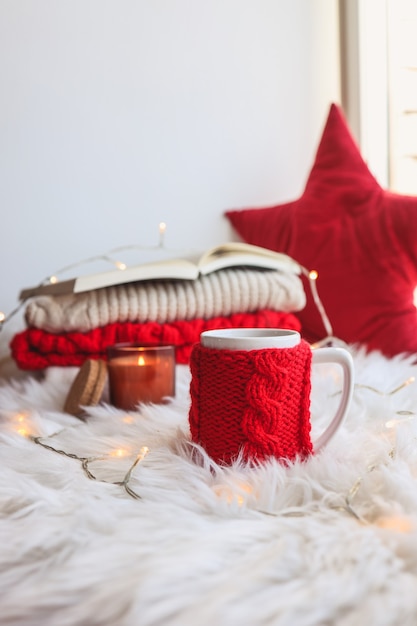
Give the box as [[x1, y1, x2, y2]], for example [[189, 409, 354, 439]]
[[24, 267, 306, 333]]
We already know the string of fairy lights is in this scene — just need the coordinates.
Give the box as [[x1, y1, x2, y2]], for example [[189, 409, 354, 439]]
[[32, 434, 149, 500], [8, 410, 150, 499], [0, 222, 169, 334]]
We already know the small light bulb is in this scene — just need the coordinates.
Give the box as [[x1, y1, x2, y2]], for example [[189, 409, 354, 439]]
[[385, 414, 416, 429], [376, 515, 414, 533], [309, 270, 318, 280], [0, 311, 5, 323], [12, 412, 34, 437], [139, 446, 149, 458], [111, 448, 128, 458], [115, 261, 127, 270], [49, 275, 58, 284], [158, 222, 167, 247]]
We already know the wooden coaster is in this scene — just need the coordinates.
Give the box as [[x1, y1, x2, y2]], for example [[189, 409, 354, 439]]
[[64, 359, 108, 418]]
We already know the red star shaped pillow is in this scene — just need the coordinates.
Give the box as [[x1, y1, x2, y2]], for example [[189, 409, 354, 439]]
[[226, 103, 417, 357]]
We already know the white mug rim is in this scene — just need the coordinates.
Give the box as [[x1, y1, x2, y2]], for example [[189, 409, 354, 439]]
[[201, 328, 301, 351]]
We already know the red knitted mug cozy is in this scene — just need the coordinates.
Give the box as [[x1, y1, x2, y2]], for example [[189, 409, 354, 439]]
[[189, 339, 313, 464]]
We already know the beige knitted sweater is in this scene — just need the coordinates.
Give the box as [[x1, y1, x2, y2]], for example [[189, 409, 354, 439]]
[[24, 267, 306, 333]]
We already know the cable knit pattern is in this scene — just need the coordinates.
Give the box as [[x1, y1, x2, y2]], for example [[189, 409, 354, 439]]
[[24, 268, 305, 333], [11, 310, 301, 370], [189, 340, 313, 464]]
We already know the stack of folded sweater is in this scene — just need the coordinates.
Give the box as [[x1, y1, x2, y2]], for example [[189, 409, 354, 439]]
[[11, 266, 306, 370]]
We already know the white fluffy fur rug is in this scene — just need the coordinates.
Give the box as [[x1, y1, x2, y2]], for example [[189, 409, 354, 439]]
[[2, 346, 417, 626]]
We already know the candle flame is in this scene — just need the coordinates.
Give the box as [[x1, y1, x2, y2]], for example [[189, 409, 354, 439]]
[[137, 355, 146, 366]]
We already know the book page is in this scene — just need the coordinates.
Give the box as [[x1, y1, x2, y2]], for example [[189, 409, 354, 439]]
[[197, 242, 301, 275], [73, 257, 200, 293]]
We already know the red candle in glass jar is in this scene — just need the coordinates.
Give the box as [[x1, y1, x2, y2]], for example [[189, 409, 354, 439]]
[[107, 344, 175, 410]]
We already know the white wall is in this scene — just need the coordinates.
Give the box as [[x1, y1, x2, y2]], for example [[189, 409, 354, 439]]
[[0, 0, 340, 325]]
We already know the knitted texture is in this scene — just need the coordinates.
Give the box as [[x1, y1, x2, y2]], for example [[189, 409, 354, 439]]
[[11, 310, 301, 370], [23, 268, 305, 333], [189, 339, 313, 464]]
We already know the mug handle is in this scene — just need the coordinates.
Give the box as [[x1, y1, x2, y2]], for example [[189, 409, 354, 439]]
[[311, 347, 354, 452]]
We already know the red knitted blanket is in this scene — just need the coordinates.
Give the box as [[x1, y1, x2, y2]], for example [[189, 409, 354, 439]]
[[11, 310, 301, 370], [189, 339, 313, 464]]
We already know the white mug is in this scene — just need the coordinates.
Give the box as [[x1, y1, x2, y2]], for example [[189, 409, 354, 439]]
[[189, 328, 354, 464]]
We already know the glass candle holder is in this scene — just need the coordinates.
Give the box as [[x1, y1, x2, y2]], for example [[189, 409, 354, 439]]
[[107, 344, 176, 410]]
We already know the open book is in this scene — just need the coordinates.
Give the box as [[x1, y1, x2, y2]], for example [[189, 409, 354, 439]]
[[19, 242, 301, 299]]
